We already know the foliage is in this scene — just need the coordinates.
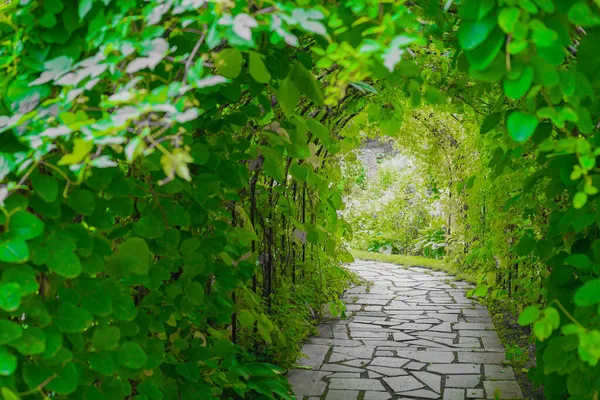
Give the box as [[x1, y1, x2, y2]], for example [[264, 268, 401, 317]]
[[2, 0, 600, 398], [0, 0, 419, 398], [342, 151, 443, 256]]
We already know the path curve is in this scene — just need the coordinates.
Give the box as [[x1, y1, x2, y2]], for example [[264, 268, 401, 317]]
[[288, 260, 524, 400]]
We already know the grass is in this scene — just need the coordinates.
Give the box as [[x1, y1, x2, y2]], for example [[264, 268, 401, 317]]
[[349, 249, 477, 284]]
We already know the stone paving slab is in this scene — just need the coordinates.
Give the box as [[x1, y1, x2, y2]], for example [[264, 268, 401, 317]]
[[288, 260, 524, 400]]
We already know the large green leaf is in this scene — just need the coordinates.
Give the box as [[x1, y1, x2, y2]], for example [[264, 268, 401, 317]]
[[0, 239, 28, 263], [0, 347, 17, 376], [105, 237, 150, 276], [464, 29, 504, 71], [133, 213, 166, 239], [2, 266, 39, 296], [458, 16, 497, 50], [118, 342, 147, 369], [0, 321, 22, 345], [248, 51, 271, 84], [290, 63, 324, 106], [574, 279, 600, 307], [214, 48, 243, 78], [11, 327, 46, 355], [504, 66, 533, 99], [54, 303, 94, 333], [0, 283, 21, 312], [30, 171, 59, 203], [507, 111, 538, 142]]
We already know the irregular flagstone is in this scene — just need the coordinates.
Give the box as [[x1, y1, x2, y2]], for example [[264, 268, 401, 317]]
[[320, 364, 364, 372], [413, 371, 442, 393], [427, 364, 481, 374], [364, 391, 392, 400], [393, 332, 417, 341], [457, 352, 506, 364], [298, 344, 329, 368], [455, 322, 494, 330], [288, 261, 523, 400], [401, 388, 441, 399], [367, 365, 409, 376], [288, 370, 329, 396], [328, 378, 386, 391], [325, 390, 360, 400], [342, 359, 371, 367], [483, 381, 523, 399], [460, 330, 500, 338], [309, 338, 363, 347], [443, 388, 465, 400], [332, 346, 375, 359], [445, 375, 480, 388], [406, 361, 426, 370], [383, 375, 424, 392], [429, 322, 453, 332], [484, 365, 516, 380], [370, 356, 410, 368], [395, 350, 455, 363]]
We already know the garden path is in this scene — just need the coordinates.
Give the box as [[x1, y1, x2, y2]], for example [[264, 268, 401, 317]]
[[288, 260, 523, 400]]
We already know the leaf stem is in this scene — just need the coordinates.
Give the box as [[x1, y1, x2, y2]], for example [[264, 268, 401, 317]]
[[551, 299, 585, 330]]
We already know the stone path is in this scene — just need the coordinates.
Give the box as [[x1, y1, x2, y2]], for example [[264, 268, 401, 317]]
[[288, 260, 524, 400]]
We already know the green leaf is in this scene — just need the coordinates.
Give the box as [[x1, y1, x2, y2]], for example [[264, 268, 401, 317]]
[[176, 363, 200, 382], [190, 143, 210, 165], [30, 171, 59, 203], [0, 239, 29, 263], [57, 139, 94, 166], [133, 213, 166, 239], [0, 320, 22, 345], [46, 362, 79, 394], [573, 192, 588, 209], [106, 237, 150, 277], [0, 283, 21, 312], [0, 347, 17, 376], [8, 211, 45, 241], [2, 266, 39, 296], [458, 16, 496, 50], [54, 303, 94, 333], [290, 163, 309, 182], [504, 66, 533, 99], [67, 189, 96, 216], [498, 7, 520, 33], [238, 309, 255, 328], [480, 112, 502, 134], [89, 352, 118, 376], [46, 235, 82, 279], [459, 0, 495, 20], [214, 48, 243, 78], [574, 279, 600, 307], [275, 76, 300, 116], [92, 326, 120, 350], [118, 342, 147, 369], [464, 29, 504, 71], [518, 306, 540, 325], [248, 51, 271, 84], [290, 63, 324, 106], [79, 0, 93, 20], [507, 111, 538, 142], [564, 254, 591, 269], [184, 281, 205, 306], [568, 2, 600, 27], [11, 327, 46, 355]]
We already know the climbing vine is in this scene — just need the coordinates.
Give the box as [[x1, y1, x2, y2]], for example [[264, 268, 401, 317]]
[[1, 0, 600, 399]]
